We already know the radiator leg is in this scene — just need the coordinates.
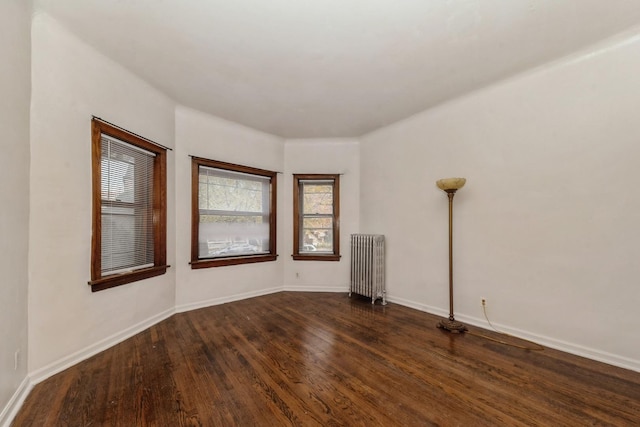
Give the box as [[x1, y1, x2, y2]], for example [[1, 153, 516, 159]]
[[381, 290, 387, 306]]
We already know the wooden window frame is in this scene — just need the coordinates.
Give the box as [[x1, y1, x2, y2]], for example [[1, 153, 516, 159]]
[[190, 157, 278, 269], [89, 119, 168, 292], [292, 174, 340, 261]]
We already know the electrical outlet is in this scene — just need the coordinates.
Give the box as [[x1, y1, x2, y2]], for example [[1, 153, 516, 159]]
[[481, 298, 486, 307]]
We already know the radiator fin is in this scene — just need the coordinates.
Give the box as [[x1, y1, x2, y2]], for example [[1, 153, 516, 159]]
[[349, 234, 386, 305]]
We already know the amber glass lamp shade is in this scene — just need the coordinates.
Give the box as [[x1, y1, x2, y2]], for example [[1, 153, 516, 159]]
[[436, 177, 466, 192]]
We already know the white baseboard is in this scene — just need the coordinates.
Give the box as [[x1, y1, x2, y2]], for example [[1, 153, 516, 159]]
[[387, 295, 640, 373], [28, 287, 344, 388], [0, 376, 32, 427], [175, 287, 283, 313], [457, 314, 640, 373], [387, 295, 448, 317], [9, 290, 638, 426], [282, 285, 348, 293], [167, 286, 347, 314], [29, 307, 175, 385]]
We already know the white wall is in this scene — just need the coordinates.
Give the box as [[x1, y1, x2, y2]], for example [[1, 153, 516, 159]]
[[283, 139, 360, 291], [361, 28, 640, 371], [10, 11, 639, 425], [0, 0, 31, 423], [174, 107, 285, 311], [28, 13, 177, 378]]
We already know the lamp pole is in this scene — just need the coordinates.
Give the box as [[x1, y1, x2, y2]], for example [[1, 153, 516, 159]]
[[436, 178, 467, 333]]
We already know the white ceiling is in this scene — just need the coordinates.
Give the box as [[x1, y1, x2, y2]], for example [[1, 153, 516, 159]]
[[34, 0, 640, 138]]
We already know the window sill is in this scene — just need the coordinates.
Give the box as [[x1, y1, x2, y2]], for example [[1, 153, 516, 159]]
[[292, 254, 341, 261], [191, 254, 278, 269], [89, 265, 170, 292]]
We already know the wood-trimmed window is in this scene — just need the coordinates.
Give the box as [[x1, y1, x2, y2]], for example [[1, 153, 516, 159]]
[[191, 157, 277, 268], [90, 119, 168, 292], [293, 174, 340, 261]]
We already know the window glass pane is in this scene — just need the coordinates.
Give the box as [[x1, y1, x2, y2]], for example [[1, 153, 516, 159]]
[[101, 158, 134, 202], [100, 136, 154, 275], [199, 215, 269, 258], [302, 183, 333, 215], [197, 165, 271, 259], [101, 208, 153, 273], [302, 217, 333, 252], [199, 166, 266, 213]]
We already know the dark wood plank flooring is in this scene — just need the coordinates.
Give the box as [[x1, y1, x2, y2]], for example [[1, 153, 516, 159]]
[[12, 292, 640, 426]]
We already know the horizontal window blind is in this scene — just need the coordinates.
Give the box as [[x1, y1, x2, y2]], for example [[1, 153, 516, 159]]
[[101, 135, 155, 275]]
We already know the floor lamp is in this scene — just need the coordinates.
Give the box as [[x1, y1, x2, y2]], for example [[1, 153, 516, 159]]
[[436, 177, 468, 333]]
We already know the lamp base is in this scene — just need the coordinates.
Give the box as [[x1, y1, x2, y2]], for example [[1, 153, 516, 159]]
[[437, 318, 468, 333]]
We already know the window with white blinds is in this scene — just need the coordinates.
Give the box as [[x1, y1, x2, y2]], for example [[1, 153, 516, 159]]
[[100, 135, 155, 275], [191, 157, 277, 268], [90, 118, 168, 291]]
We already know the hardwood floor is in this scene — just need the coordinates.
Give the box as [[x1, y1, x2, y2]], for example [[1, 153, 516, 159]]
[[12, 292, 640, 426]]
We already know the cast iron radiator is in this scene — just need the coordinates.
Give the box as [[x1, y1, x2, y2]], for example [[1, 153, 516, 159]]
[[349, 234, 386, 305]]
